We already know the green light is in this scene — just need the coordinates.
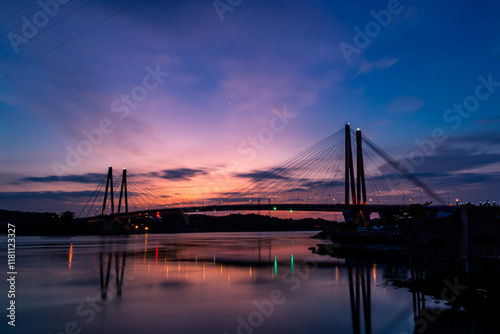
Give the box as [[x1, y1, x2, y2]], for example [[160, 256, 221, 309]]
[[273, 207, 277, 210], [274, 256, 277, 276], [289, 209, 293, 213]]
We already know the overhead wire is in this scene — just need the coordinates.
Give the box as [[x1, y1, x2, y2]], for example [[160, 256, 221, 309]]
[[0, 0, 139, 81], [0, 0, 37, 27], [0, 0, 95, 58]]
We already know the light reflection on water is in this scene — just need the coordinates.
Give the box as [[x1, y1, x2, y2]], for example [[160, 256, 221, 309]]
[[4, 232, 415, 334]]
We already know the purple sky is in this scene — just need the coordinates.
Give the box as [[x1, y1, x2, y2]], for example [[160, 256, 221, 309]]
[[0, 0, 499, 214]]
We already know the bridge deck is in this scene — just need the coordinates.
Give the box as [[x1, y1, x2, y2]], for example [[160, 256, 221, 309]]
[[82, 203, 454, 220]]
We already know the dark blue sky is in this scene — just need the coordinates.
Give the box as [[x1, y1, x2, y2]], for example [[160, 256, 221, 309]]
[[0, 0, 499, 212]]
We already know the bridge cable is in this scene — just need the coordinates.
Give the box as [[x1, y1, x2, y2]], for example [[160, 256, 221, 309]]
[[79, 173, 106, 217], [361, 134, 446, 205]]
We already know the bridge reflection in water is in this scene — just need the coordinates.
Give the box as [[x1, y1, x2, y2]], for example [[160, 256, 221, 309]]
[[99, 252, 127, 300], [55, 232, 496, 334], [347, 261, 372, 334], [95, 251, 379, 332], [66, 233, 497, 334], [83, 234, 409, 334]]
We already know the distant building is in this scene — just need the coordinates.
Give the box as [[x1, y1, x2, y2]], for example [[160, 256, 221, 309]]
[[463, 206, 500, 259], [61, 211, 75, 221], [402, 206, 500, 261]]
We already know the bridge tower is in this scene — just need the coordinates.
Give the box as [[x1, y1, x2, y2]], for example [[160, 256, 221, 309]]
[[345, 123, 356, 205], [344, 124, 370, 225], [100, 168, 130, 232], [356, 128, 367, 205], [117, 168, 128, 213], [102, 167, 115, 215], [102, 167, 128, 215]]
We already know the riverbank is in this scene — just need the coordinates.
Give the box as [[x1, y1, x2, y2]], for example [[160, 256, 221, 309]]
[[0, 209, 332, 235], [310, 224, 408, 259], [310, 219, 500, 329]]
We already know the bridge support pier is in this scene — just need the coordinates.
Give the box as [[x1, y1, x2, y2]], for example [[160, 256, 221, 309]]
[[343, 209, 371, 226]]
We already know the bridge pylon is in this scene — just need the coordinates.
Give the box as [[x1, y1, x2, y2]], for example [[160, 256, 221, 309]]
[[344, 124, 371, 225], [100, 167, 130, 232], [102, 167, 128, 216], [118, 168, 128, 214], [345, 123, 356, 205], [356, 128, 367, 205], [102, 167, 114, 215]]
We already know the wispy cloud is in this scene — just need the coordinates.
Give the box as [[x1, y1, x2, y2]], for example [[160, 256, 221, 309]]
[[236, 168, 290, 181], [0, 191, 95, 200], [388, 96, 424, 114], [452, 131, 500, 145], [402, 140, 500, 176], [152, 168, 207, 181], [475, 115, 500, 125], [357, 57, 399, 75], [301, 180, 343, 188], [16, 173, 104, 184]]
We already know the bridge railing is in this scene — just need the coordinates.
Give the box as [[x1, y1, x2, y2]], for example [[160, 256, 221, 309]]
[[469, 244, 499, 258]]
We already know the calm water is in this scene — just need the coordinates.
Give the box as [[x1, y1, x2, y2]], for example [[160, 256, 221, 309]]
[[2, 232, 419, 334]]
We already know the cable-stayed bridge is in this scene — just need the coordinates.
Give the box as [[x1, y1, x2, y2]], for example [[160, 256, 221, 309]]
[[78, 124, 453, 225]]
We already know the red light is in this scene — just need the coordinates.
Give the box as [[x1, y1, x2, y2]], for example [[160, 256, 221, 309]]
[[156, 211, 160, 218]]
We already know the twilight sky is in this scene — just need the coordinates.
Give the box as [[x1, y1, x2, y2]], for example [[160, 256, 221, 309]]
[[0, 0, 499, 214]]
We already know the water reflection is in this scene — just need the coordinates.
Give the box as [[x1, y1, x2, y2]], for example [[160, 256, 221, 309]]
[[88, 234, 298, 303], [348, 261, 372, 334], [11, 233, 418, 333], [69, 243, 73, 269], [409, 256, 426, 325], [99, 252, 126, 299]]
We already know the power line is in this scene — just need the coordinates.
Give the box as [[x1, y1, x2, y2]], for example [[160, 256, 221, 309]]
[[0, 0, 139, 81], [0, 0, 94, 57], [0, 0, 37, 26], [0, 0, 74, 42]]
